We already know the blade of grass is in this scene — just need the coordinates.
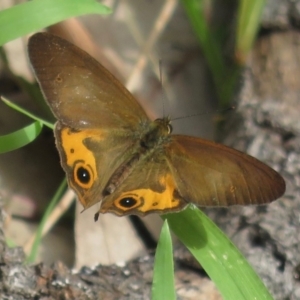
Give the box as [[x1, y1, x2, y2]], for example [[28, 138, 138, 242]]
[[5, 238, 17, 248], [0, 121, 43, 154], [1, 97, 54, 129], [152, 220, 176, 300], [0, 0, 111, 46], [26, 178, 68, 264], [163, 205, 274, 300], [15, 76, 56, 123], [236, 0, 266, 64], [180, 1, 226, 91], [181, 0, 239, 107]]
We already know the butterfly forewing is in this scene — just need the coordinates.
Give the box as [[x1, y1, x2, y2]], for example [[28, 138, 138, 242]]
[[28, 32, 149, 130]]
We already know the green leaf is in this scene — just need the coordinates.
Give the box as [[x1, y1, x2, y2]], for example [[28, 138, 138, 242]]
[[236, 0, 266, 64], [0, 0, 111, 46], [164, 205, 274, 300], [181, 0, 226, 86], [152, 220, 176, 300], [26, 179, 68, 263], [0, 121, 43, 154], [1, 97, 54, 129], [180, 0, 239, 107]]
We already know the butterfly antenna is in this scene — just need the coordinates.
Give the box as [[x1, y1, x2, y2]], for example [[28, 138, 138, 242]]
[[159, 59, 165, 117], [172, 106, 235, 121]]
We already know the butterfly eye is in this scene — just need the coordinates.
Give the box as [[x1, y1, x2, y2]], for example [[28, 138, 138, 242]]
[[74, 162, 94, 189]]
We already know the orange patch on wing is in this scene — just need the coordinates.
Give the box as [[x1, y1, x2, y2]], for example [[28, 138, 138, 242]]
[[101, 173, 184, 215], [60, 128, 104, 207], [60, 128, 104, 172]]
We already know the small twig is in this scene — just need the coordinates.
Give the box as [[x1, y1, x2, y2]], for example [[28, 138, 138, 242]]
[[24, 189, 75, 254], [126, 0, 178, 91]]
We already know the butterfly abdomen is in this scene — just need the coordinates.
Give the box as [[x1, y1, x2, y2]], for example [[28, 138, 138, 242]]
[[103, 153, 140, 195]]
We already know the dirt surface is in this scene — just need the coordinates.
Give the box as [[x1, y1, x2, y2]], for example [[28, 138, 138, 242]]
[[0, 206, 221, 300]]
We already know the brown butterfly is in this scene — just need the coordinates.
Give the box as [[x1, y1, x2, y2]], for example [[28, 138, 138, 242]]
[[28, 32, 285, 218]]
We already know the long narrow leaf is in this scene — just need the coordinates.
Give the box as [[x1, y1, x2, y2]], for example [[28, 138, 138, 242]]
[[180, 0, 238, 107], [236, 0, 266, 64], [26, 179, 68, 263], [152, 220, 176, 300], [1, 97, 54, 129], [0, 0, 111, 45], [181, 0, 226, 85], [164, 205, 274, 300], [0, 121, 43, 153]]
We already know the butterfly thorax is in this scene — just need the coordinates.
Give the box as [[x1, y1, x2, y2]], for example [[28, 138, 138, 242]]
[[140, 117, 172, 149], [103, 117, 172, 197]]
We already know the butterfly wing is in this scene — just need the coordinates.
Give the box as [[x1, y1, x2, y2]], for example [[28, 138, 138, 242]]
[[99, 151, 187, 216], [28, 32, 148, 130], [99, 135, 285, 216], [28, 33, 150, 208], [165, 135, 285, 206], [54, 124, 141, 208]]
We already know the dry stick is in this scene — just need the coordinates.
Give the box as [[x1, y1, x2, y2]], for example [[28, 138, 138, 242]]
[[125, 6, 167, 80], [24, 189, 75, 254], [125, 0, 178, 91]]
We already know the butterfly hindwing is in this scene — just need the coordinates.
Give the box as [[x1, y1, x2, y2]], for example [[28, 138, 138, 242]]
[[165, 135, 285, 206], [99, 151, 186, 216]]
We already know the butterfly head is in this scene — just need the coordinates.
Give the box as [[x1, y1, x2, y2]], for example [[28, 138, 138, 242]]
[[154, 116, 172, 135]]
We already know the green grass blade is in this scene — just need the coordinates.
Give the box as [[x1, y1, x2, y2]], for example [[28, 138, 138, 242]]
[[236, 0, 266, 64], [180, 0, 238, 107], [26, 178, 68, 264], [0, 121, 43, 154], [1, 97, 54, 129], [164, 205, 274, 300], [0, 0, 111, 46], [181, 0, 226, 85], [152, 220, 176, 300], [5, 238, 17, 248]]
